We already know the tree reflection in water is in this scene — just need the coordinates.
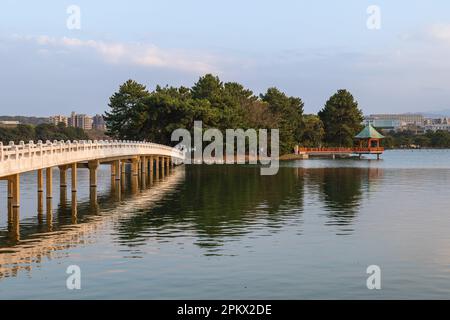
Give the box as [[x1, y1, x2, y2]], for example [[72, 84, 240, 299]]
[[0, 164, 384, 278]]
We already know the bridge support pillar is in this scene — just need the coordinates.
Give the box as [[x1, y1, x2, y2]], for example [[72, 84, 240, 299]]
[[6, 174, 21, 239], [88, 160, 99, 188], [37, 169, 44, 193], [155, 156, 160, 179], [71, 192, 78, 224], [161, 157, 165, 177], [131, 158, 139, 176], [121, 160, 127, 175], [46, 167, 53, 199], [46, 197, 53, 231], [140, 156, 147, 175], [8, 174, 20, 208], [166, 157, 170, 174], [59, 165, 67, 187], [37, 189, 44, 220], [111, 162, 116, 177], [7, 179, 13, 200], [114, 160, 121, 181], [149, 156, 154, 176], [71, 163, 77, 193]]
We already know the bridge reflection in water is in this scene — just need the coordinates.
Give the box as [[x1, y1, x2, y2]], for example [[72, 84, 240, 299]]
[[0, 164, 185, 279], [0, 164, 384, 279]]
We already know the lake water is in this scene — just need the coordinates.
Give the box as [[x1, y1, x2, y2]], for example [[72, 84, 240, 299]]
[[0, 150, 450, 299]]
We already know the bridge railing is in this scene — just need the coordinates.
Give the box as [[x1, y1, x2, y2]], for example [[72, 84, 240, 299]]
[[0, 139, 184, 163]]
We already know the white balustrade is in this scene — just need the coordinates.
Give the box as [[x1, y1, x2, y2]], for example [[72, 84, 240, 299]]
[[0, 140, 184, 178]]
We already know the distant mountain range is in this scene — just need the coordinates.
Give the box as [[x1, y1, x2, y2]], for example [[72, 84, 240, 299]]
[[0, 116, 49, 125]]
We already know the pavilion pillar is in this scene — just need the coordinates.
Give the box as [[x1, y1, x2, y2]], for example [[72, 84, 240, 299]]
[[46, 167, 53, 199]]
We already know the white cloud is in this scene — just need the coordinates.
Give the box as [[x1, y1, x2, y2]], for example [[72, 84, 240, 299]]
[[428, 24, 450, 42], [14, 35, 219, 74]]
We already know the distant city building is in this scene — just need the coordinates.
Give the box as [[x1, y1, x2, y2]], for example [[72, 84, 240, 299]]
[[0, 120, 19, 128], [424, 123, 450, 132], [366, 114, 424, 126], [92, 114, 106, 131], [364, 113, 427, 133], [49, 115, 68, 127], [363, 118, 403, 131], [66, 112, 93, 130], [68, 111, 77, 127], [75, 114, 93, 130]]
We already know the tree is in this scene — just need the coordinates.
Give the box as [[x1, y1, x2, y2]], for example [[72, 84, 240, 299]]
[[260, 87, 304, 154], [191, 75, 252, 130], [318, 89, 363, 147], [104, 79, 150, 139], [104, 76, 305, 155], [301, 115, 324, 147], [0, 123, 88, 144], [139, 86, 220, 145], [427, 130, 450, 148]]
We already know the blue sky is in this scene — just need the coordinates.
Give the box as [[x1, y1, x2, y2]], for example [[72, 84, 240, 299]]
[[1, 0, 450, 116]]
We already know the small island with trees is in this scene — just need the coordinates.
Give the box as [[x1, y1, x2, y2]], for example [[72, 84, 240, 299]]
[[3, 74, 450, 151]]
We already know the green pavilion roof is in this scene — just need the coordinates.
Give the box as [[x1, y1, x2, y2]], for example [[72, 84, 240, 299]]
[[355, 124, 385, 139]]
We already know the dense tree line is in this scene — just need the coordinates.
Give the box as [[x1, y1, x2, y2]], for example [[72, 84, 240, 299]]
[[104, 75, 364, 154], [382, 130, 450, 148], [0, 123, 88, 144]]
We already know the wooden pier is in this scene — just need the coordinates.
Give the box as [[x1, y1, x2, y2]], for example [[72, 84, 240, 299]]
[[296, 147, 384, 159]]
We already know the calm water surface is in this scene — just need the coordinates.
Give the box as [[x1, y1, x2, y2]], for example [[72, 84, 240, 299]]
[[0, 150, 450, 299]]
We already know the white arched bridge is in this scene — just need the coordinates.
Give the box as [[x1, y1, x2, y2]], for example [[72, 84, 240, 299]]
[[0, 140, 185, 210]]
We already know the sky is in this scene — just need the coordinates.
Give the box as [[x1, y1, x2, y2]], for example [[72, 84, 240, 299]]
[[1, 0, 450, 116]]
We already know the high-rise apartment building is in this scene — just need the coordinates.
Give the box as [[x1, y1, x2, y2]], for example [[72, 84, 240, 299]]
[[92, 114, 106, 131], [49, 115, 68, 126], [75, 114, 93, 130]]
